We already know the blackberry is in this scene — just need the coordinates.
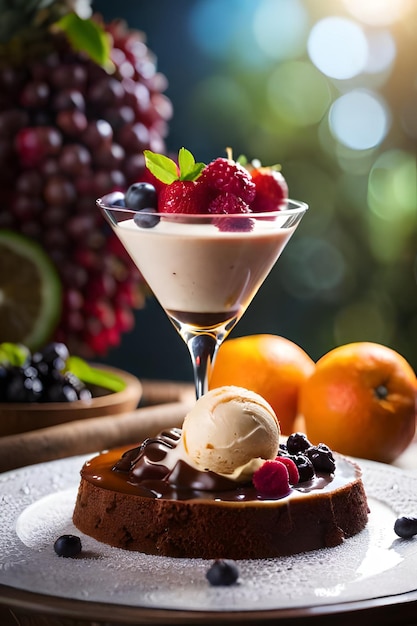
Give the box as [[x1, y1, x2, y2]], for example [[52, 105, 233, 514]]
[[291, 454, 315, 482], [286, 432, 312, 454], [306, 444, 336, 474]]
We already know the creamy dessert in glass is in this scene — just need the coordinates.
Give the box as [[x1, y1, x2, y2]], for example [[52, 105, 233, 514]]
[[97, 147, 307, 398]]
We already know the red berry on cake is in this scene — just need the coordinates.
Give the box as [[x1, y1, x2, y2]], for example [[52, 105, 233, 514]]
[[251, 166, 288, 212], [276, 456, 300, 485], [199, 156, 256, 204], [252, 459, 291, 498]]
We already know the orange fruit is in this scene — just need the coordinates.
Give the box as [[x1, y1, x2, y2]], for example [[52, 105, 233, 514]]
[[209, 334, 315, 434], [299, 342, 417, 463]]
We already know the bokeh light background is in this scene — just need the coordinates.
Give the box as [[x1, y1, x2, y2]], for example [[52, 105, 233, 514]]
[[96, 0, 417, 381]]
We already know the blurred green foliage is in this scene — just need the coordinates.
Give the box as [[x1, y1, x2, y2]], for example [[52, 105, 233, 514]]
[[96, 0, 417, 377]]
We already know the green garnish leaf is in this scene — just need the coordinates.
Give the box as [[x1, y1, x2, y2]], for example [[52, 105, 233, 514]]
[[66, 356, 126, 393], [237, 154, 248, 166], [0, 342, 30, 367], [180, 162, 205, 181], [144, 150, 179, 184], [145, 148, 206, 183], [178, 147, 195, 177], [56, 14, 113, 71]]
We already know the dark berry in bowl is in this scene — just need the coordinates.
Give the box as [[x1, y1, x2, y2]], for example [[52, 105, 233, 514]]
[[54, 534, 82, 557], [206, 559, 240, 586], [4, 366, 43, 402], [32, 341, 70, 374], [394, 516, 417, 539]]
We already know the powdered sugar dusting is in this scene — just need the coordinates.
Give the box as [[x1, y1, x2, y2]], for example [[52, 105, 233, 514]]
[[1, 455, 417, 612]]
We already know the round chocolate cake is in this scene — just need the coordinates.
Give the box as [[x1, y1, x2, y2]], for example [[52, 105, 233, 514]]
[[72, 427, 369, 559]]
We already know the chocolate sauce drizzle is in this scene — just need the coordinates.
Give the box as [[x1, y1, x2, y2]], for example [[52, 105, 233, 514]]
[[107, 428, 336, 502], [112, 428, 241, 498]]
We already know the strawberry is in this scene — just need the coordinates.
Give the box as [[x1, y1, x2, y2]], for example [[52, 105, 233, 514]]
[[158, 180, 212, 214], [199, 157, 256, 204], [250, 167, 288, 212]]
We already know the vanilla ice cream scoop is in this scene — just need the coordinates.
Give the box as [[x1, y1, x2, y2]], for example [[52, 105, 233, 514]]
[[181, 386, 280, 475]]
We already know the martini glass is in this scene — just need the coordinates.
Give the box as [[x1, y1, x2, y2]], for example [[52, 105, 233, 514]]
[[97, 195, 308, 399]]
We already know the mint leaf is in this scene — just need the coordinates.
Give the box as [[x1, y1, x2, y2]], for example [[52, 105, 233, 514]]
[[180, 162, 205, 181], [237, 154, 248, 166], [178, 147, 195, 178], [144, 150, 179, 184], [56, 14, 112, 70], [66, 356, 126, 393]]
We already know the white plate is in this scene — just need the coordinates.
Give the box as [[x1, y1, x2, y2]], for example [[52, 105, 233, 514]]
[[1, 454, 417, 614]]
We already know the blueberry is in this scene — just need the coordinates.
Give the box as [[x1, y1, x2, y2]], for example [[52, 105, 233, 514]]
[[64, 371, 92, 400], [394, 516, 417, 539], [54, 534, 82, 557], [44, 378, 79, 402], [125, 182, 157, 211], [286, 432, 312, 454], [133, 208, 160, 229], [5, 366, 43, 402], [291, 454, 315, 482], [206, 559, 240, 586], [306, 445, 336, 474], [32, 342, 69, 375]]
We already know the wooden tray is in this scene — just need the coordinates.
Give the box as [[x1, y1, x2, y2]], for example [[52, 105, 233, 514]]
[[0, 380, 195, 473]]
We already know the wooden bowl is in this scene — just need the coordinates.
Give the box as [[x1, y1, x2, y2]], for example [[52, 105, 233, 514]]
[[0, 365, 142, 437]]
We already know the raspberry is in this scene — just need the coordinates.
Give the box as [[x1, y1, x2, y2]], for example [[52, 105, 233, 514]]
[[158, 180, 212, 214], [199, 157, 256, 204], [252, 459, 291, 498], [208, 192, 254, 232], [276, 456, 299, 485], [207, 192, 251, 215], [250, 167, 288, 212]]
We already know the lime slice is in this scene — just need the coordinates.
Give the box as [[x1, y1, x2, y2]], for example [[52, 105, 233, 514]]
[[0, 230, 62, 349]]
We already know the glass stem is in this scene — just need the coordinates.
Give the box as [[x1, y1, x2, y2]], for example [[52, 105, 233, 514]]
[[187, 334, 220, 399]]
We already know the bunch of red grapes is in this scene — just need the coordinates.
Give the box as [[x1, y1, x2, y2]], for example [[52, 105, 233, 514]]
[[0, 19, 172, 356]]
